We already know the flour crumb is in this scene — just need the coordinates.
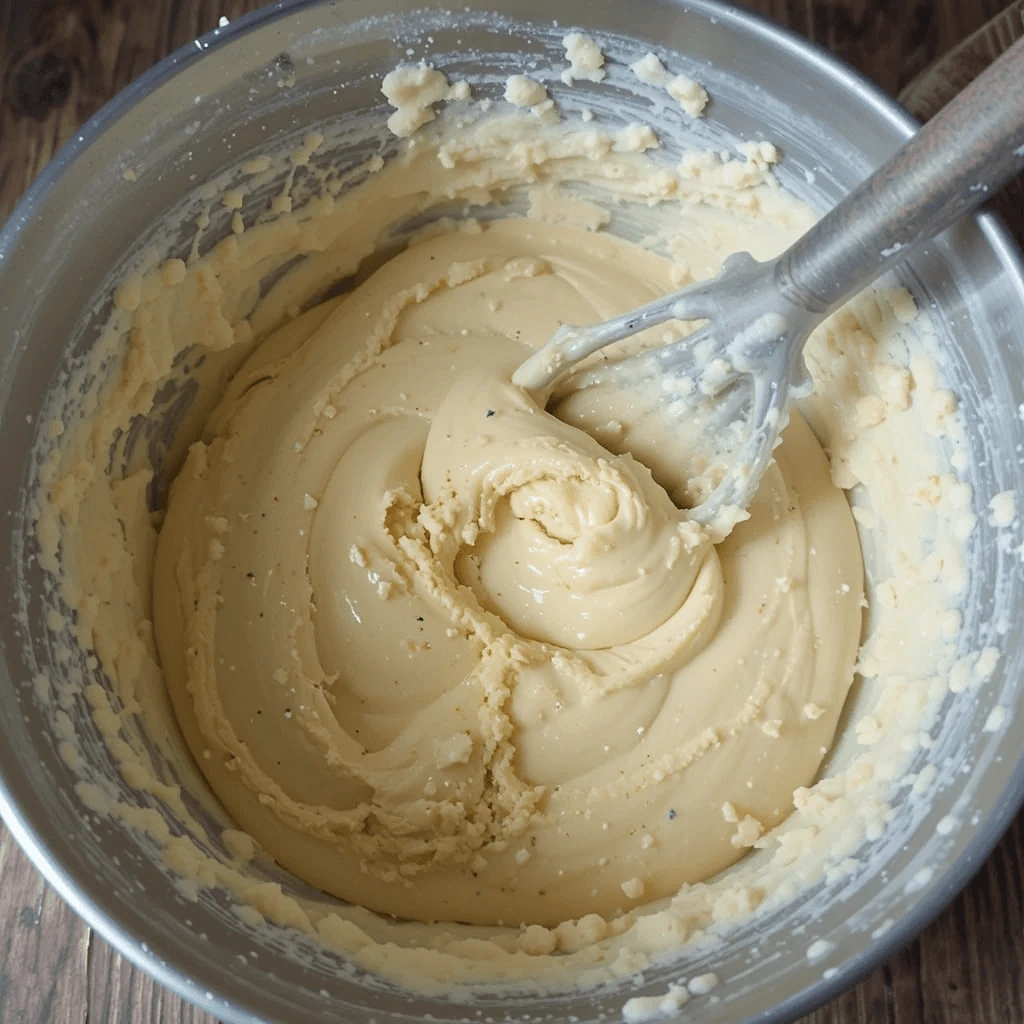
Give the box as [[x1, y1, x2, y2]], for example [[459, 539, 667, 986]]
[[561, 33, 606, 85]]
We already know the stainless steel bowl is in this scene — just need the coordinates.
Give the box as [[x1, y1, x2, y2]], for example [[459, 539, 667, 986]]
[[2, 2, 1023, 1022]]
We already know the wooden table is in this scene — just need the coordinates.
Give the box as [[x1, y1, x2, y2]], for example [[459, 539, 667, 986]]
[[1, 2, 1022, 1021]]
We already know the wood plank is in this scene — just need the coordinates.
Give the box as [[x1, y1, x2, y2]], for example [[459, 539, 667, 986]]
[[0, 2, 1022, 1023], [753, 0, 1011, 97], [0, 830, 89, 1024], [88, 940, 219, 1024]]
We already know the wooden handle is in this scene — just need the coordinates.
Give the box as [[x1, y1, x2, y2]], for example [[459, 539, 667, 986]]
[[900, 0, 1024, 121]]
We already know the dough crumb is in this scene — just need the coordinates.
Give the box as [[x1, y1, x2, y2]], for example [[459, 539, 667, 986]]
[[731, 815, 764, 849], [666, 74, 708, 117], [561, 33, 606, 85], [807, 938, 835, 962], [382, 65, 466, 137], [630, 52, 708, 116], [616, 123, 659, 153], [241, 154, 271, 175], [989, 490, 1016, 527], [433, 731, 474, 767], [519, 923, 557, 955], [974, 646, 1000, 682], [983, 705, 1007, 732], [737, 139, 779, 167], [631, 52, 668, 85], [620, 876, 645, 899], [688, 972, 719, 995], [504, 74, 548, 108], [622, 983, 690, 1022], [222, 829, 257, 862], [555, 913, 609, 952], [113, 275, 143, 312], [160, 258, 187, 286]]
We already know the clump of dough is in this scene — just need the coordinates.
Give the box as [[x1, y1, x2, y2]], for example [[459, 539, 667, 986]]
[[382, 64, 471, 137], [504, 75, 556, 120], [562, 32, 607, 85], [505, 74, 548, 108], [630, 52, 708, 117]]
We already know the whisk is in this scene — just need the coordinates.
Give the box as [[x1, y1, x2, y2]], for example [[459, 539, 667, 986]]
[[513, 38, 1024, 529]]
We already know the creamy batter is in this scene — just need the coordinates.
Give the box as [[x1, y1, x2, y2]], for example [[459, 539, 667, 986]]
[[152, 210, 861, 926], [28, 56, 978, 997]]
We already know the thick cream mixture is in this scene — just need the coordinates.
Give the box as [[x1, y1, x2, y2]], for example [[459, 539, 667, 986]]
[[28, 65, 978, 996], [152, 211, 861, 926]]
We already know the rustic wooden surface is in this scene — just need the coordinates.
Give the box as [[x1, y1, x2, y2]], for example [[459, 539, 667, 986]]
[[1, 1, 1022, 1022]]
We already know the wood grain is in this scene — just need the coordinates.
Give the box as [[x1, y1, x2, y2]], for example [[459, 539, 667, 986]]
[[0, 831, 89, 1024], [88, 938, 216, 1024], [1, 2, 1023, 1023]]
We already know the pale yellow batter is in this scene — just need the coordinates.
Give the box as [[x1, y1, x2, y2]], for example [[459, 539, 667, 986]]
[[150, 172, 861, 926], [30, 74, 977, 995]]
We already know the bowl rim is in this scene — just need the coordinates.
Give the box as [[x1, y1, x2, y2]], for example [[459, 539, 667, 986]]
[[1, 2, 1023, 1023]]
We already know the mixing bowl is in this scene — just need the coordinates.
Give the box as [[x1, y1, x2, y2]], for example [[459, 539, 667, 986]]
[[1, 1, 1023, 1021]]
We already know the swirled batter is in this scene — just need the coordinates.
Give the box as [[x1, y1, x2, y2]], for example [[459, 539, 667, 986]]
[[152, 209, 861, 925]]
